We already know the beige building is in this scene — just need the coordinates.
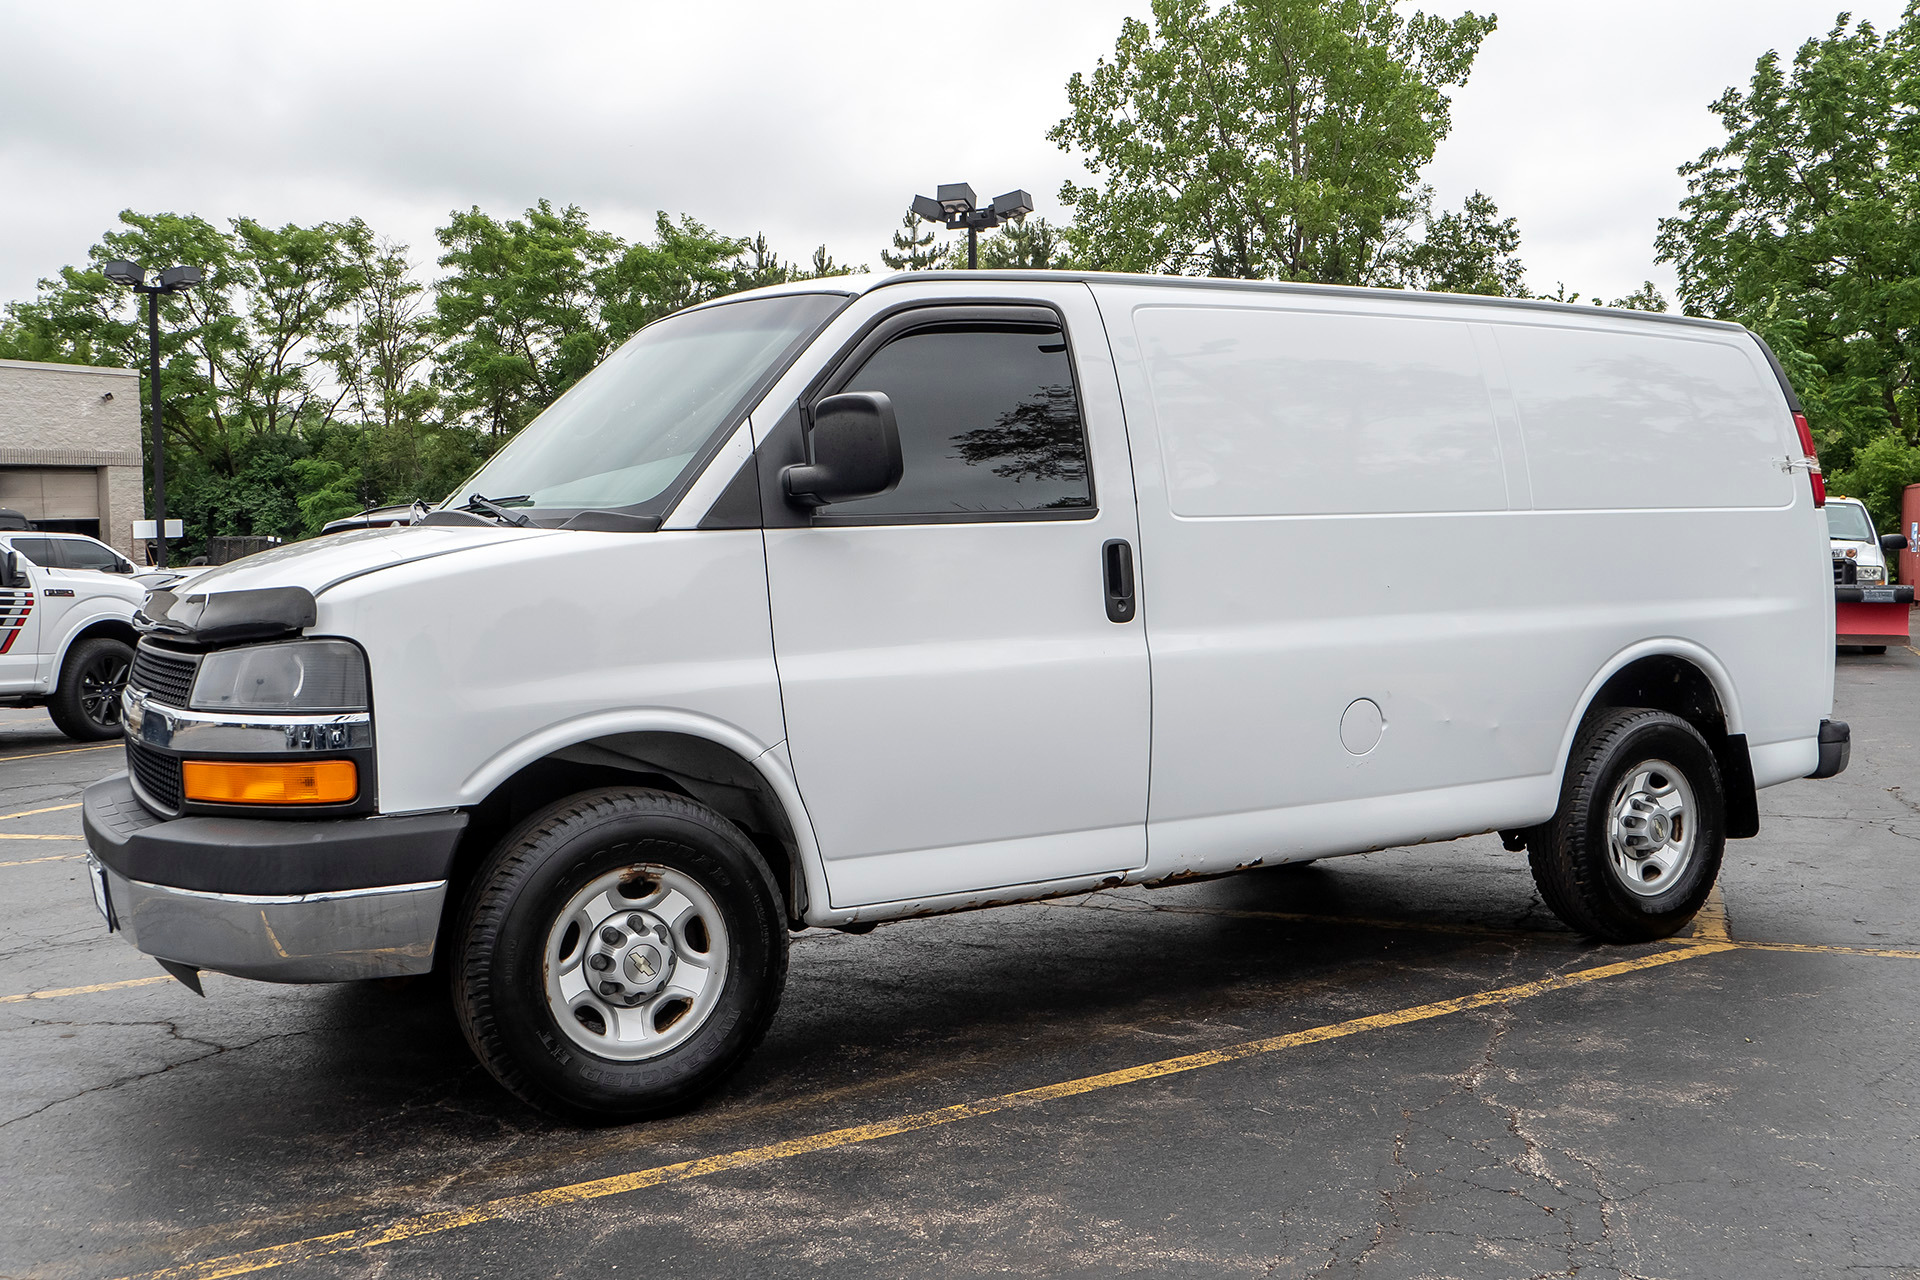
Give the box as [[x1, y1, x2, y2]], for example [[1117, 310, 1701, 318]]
[[0, 358, 145, 560]]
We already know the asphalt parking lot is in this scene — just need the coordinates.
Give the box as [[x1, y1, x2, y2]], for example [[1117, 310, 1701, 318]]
[[4, 647, 1919, 1280]]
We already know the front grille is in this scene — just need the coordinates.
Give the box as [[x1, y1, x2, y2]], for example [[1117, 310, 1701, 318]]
[[1835, 559, 1858, 586], [126, 740, 183, 812], [130, 644, 198, 706]]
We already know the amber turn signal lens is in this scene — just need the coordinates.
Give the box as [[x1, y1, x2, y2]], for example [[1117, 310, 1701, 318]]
[[182, 759, 358, 805]]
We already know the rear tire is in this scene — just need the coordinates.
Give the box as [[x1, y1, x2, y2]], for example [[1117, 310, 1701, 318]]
[[454, 787, 788, 1123], [1527, 708, 1724, 943], [47, 637, 132, 741]]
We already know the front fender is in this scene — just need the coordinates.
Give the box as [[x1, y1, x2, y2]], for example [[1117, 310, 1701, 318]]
[[456, 709, 833, 930]]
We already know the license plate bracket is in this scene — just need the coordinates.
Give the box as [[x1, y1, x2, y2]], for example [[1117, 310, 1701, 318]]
[[87, 854, 117, 932]]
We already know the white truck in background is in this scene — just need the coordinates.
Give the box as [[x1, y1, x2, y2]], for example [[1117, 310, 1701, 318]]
[[0, 531, 143, 740]]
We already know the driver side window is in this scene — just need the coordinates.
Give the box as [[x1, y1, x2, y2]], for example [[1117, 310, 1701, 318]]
[[822, 323, 1095, 520]]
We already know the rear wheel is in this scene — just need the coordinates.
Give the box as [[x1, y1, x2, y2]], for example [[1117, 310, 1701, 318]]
[[454, 787, 788, 1123], [47, 637, 132, 741], [1527, 708, 1725, 942]]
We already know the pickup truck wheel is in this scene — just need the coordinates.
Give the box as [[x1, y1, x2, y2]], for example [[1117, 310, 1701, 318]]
[[47, 637, 133, 742], [454, 787, 788, 1123], [1527, 708, 1725, 943]]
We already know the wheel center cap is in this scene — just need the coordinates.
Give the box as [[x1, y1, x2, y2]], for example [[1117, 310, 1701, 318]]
[[1646, 811, 1670, 846], [625, 945, 662, 983]]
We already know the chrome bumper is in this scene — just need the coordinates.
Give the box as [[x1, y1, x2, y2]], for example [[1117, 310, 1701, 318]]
[[93, 855, 445, 983]]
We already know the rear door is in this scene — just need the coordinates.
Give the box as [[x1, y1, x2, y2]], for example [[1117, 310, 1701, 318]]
[[760, 284, 1149, 909]]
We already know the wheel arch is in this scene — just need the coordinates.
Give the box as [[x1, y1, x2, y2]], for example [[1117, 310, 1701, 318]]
[[1555, 641, 1758, 839], [51, 610, 139, 681], [447, 713, 826, 929]]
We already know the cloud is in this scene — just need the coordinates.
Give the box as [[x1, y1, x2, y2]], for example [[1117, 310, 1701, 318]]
[[1, 0, 1904, 306]]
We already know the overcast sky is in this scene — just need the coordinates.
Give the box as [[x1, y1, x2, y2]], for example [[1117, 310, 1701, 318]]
[[0, 0, 1903, 310]]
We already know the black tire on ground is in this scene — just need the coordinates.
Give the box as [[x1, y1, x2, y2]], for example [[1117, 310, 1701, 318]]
[[46, 637, 133, 741], [1863, 646, 1888, 654], [454, 786, 788, 1123], [1526, 707, 1725, 943]]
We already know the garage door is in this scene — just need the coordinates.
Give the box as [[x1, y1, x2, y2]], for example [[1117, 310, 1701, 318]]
[[0, 467, 100, 538]]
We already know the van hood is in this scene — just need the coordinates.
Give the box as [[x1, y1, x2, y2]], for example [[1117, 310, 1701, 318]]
[[138, 525, 561, 645], [183, 524, 558, 598]]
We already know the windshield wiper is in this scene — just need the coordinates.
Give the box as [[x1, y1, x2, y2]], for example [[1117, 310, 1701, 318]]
[[461, 494, 533, 527]]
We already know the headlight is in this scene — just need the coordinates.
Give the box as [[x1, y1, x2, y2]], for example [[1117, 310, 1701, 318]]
[[189, 640, 369, 714], [1856, 565, 1887, 585]]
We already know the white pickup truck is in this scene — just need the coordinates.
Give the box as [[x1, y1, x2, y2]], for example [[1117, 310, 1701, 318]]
[[0, 531, 143, 740]]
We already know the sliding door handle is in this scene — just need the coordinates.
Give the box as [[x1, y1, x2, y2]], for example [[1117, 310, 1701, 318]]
[[1102, 538, 1136, 624]]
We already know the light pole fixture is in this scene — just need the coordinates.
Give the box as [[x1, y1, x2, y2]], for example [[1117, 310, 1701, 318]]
[[910, 184, 1034, 270], [101, 259, 201, 568]]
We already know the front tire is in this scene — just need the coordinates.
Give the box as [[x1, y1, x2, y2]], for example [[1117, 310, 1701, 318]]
[[1527, 708, 1725, 943], [454, 787, 788, 1123], [47, 637, 132, 741]]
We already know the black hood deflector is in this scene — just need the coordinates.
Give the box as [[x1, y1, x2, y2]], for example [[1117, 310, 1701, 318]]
[[135, 586, 318, 647]]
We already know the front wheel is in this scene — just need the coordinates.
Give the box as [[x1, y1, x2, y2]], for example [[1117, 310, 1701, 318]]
[[47, 637, 132, 741], [1527, 708, 1725, 943], [454, 787, 788, 1123]]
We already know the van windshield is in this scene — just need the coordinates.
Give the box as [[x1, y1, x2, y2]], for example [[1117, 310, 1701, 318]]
[[451, 292, 847, 519], [1826, 503, 1875, 542]]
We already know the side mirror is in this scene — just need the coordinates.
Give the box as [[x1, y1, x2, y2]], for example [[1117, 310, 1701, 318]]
[[784, 392, 904, 508], [0, 551, 23, 590], [1881, 533, 1909, 553]]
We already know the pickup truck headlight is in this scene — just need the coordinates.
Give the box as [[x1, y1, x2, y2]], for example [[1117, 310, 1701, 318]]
[[189, 640, 370, 714], [1856, 565, 1887, 585]]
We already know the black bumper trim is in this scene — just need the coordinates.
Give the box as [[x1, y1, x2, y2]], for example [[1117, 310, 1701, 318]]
[[84, 774, 467, 896], [1809, 719, 1851, 780], [1834, 585, 1915, 604]]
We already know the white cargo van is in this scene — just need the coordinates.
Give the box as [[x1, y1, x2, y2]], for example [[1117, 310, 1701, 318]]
[[84, 272, 1843, 1121]]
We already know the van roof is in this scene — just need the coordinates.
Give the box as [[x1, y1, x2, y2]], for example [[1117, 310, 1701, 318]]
[[697, 270, 1748, 336]]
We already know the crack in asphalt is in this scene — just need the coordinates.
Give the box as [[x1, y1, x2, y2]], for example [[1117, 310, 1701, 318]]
[[0, 1021, 317, 1132]]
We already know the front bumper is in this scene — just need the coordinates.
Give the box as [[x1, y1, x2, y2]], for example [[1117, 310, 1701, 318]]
[[83, 774, 467, 983]]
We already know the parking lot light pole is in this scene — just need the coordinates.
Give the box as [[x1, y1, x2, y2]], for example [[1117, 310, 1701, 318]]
[[102, 261, 200, 568], [911, 185, 1035, 269]]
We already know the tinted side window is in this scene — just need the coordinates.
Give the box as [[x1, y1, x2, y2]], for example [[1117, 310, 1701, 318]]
[[826, 325, 1093, 518], [61, 539, 124, 572], [8, 538, 54, 567]]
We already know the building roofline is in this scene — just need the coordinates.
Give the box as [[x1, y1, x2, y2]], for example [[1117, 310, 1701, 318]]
[[0, 357, 140, 377]]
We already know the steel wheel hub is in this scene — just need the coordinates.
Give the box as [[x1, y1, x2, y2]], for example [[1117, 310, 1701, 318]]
[[1606, 760, 1696, 899], [543, 863, 730, 1062]]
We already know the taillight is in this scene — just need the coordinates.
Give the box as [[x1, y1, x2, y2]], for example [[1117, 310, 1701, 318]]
[[1792, 411, 1826, 507]]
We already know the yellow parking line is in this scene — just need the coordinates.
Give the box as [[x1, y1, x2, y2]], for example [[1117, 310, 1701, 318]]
[[113, 943, 1729, 1280], [0, 801, 79, 821], [0, 975, 171, 1005], [0, 853, 82, 869], [1736, 940, 1920, 960], [0, 743, 117, 764], [1691, 883, 1731, 942], [0, 833, 82, 840]]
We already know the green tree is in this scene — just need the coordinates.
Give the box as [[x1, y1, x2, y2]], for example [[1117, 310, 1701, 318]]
[[880, 210, 944, 271], [331, 225, 442, 502], [1655, 9, 1920, 479], [1391, 189, 1526, 295], [1609, 282, 1669, 312], [1050, 0, 1495, 282], [976, 217, 1078, 270], [599, 212, 744, 344], [433, 200, 622, 440]]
